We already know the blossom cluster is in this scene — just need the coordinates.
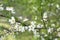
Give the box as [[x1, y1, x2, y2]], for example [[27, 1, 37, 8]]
[[8, 16, 44, 37], [0, 4, 15, 14], [8, 16, 60, 39]]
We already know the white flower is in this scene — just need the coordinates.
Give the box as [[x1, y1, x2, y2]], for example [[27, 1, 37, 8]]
[[24, 26, 28, 30], [6, 7, 15, 14], [37, 24, 43, 28], [19, 16, 23, 19], [44, 34, 48, 37], [6, 7, 14, 11], [19, 26, 25, 32], [28, 25, 35, 32], [31, 27, 35, 31], [11, 11, 15, 14], [54, 38, 58, 40], [43, 12, 47, 18], [31, 21, 36, 25], [56, 4, 59, 8], [28, 26, 32, 31], [57, 27, 60, 31], [0, 37, 2, 40], [9, 16, 15, 24], [48, 28, 51, 33], [33, 30, 37, 35], [43, 12, 47, 21], [19, 26, 22, 31], [51, 24, 55, 27], [23, 18, 28, 22], [48, 28, 53, 33], [0, 7, 4, 11], [33, 30, 40, 37], [57, 32, 60, 37], [20, 27, 25, 32], [15, 23, 19, 28], [14, 23, 20, 31], [28, 21, 36, 32]]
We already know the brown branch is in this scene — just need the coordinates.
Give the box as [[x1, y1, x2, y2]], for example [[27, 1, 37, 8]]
[[0, 14, 30, 26]]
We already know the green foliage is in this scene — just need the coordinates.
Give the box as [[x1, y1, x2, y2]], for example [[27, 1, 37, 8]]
[[0, 0, 60, 40]]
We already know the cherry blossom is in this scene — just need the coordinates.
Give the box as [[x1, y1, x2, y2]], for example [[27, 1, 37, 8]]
[[9, 16, 15, 24]]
